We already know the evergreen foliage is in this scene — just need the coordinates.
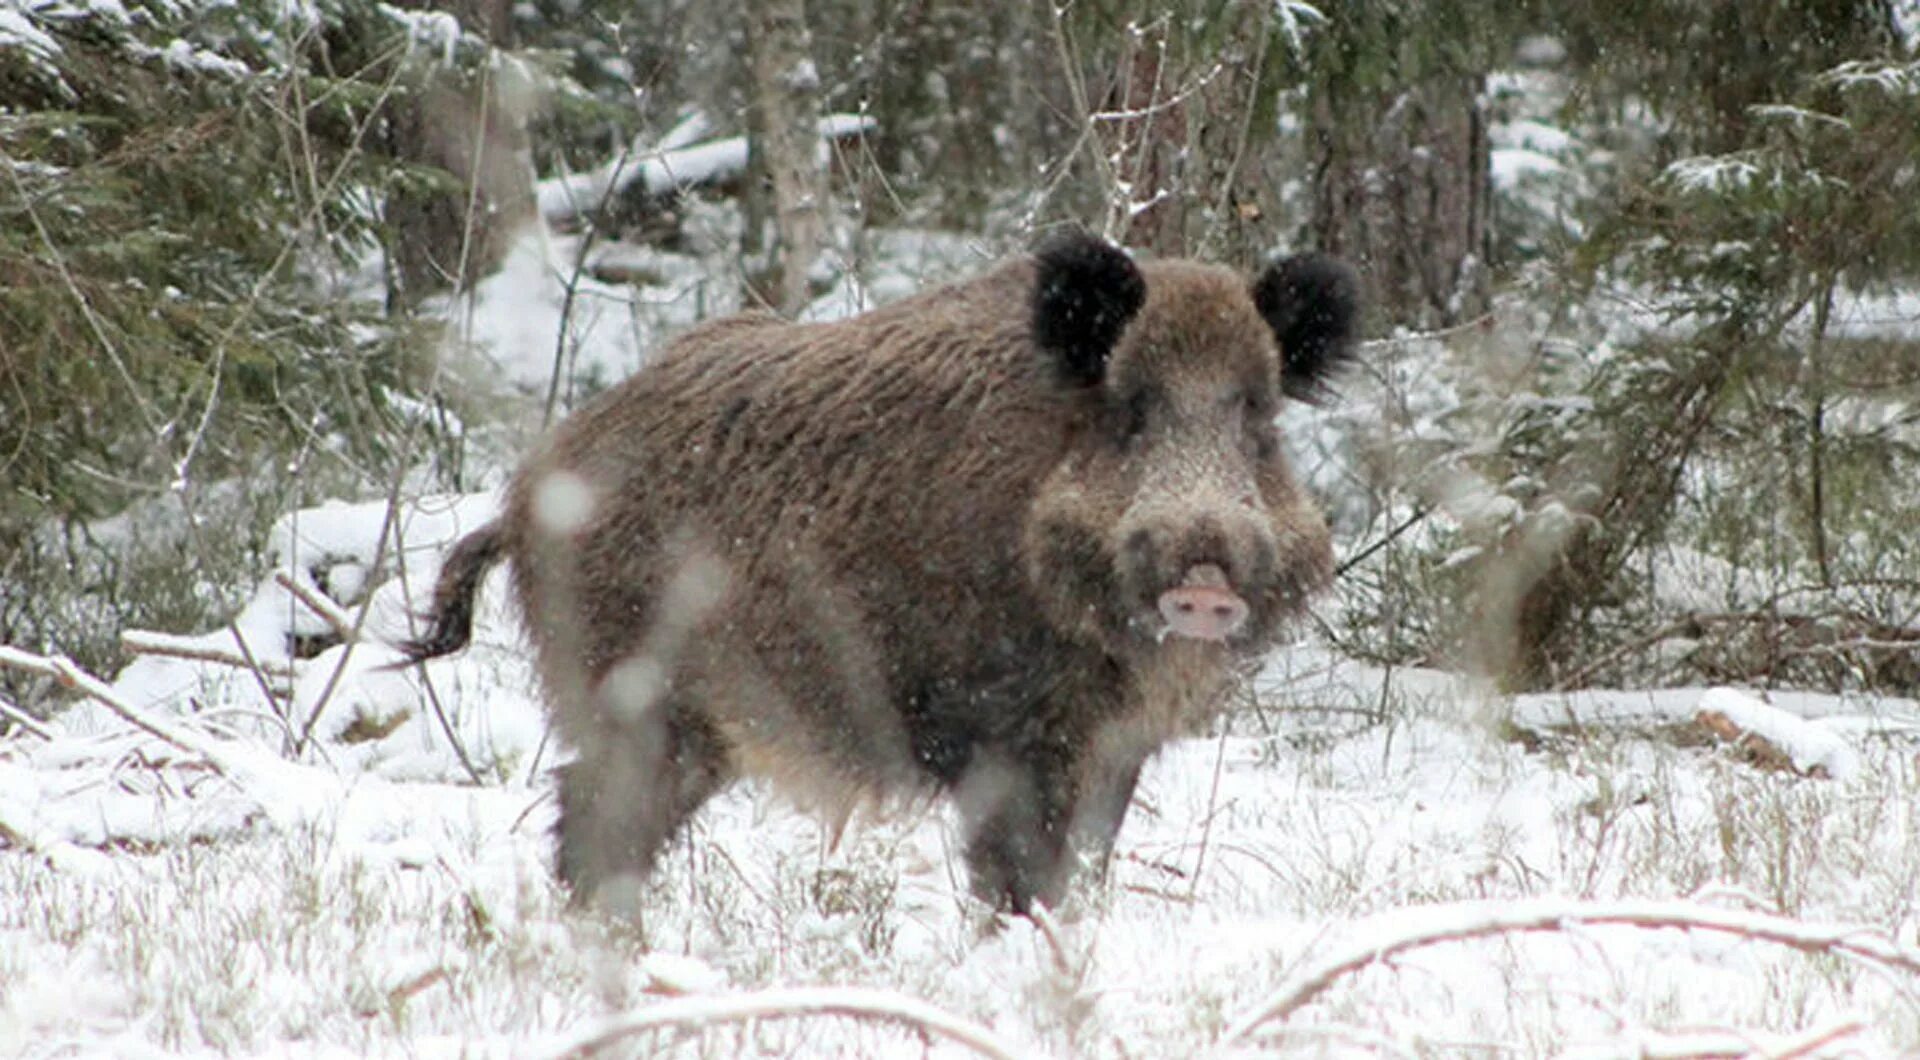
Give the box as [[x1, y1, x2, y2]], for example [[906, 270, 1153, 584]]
[[0, 0, 492, 702]]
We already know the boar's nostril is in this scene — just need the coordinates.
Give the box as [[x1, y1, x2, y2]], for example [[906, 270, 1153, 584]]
[[1156, 577, 1249, 641]]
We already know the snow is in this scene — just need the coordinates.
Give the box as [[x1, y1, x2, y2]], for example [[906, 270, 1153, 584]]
[[1490, 120, 1575, 186], [378, 2, 466, 65], [150, 37, 253, 79], [0, 5, 66, 84], [439, 226, 663, 393], [1662, 153, 1767, 195]]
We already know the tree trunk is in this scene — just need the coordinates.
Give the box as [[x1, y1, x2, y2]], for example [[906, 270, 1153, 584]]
[[1068, 7, 1285, 267], [744, 0, 827, 316], [1308, 72, 1491, 330], [383, 0, 535, 307]]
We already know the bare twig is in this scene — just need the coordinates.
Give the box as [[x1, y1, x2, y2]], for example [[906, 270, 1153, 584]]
[[1356, 310, 1499, 351], [272, 570, 357, 642], [0, 646, 228, 773], [1335, 505, 1430, 579], [545, 986, 1026, 1060], [0, 147, 164, 437], [120, 629, 297, 684], [1773, 1019, 1867, 1059], [1247, 1021, 1419, 1059], [0, 696, 56, 741], [1221, 897, 1920, 1045], [1186, 727, 1231, 902], [1553, 616, 1695, 691], [1027, 900, 1079, 980]]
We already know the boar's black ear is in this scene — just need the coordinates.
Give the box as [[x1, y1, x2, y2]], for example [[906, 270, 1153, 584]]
[[1031, 228, 1146, 387], [1252, 253, 1361, 403]]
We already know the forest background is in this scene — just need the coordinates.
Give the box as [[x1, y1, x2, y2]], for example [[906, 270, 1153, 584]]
[[8, 0, 1920, 713]]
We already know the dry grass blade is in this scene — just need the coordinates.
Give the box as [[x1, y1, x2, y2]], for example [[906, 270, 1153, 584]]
[[545, 985, 1029, 1060]]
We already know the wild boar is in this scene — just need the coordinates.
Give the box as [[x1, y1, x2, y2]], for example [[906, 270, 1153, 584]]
[[402, 229, 1359, 915]]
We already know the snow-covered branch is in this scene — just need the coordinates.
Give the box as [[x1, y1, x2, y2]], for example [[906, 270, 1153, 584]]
[[0, 695, 56, 740], [546, 986, 1025, 1060], [120, 629, 298, 685], [537, 113, 875, 224], [272, 569, 359, 642], [0, 645, 232, 769], [1221, 897, 1920, 1045]]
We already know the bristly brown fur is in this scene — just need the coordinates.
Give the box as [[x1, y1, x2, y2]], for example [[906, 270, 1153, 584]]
[[408, 231, 1362, 915]]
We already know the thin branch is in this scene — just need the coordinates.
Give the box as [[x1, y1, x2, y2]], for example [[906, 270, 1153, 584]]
[[120, 629, 297, 683], [1334, 505, 1429, 579], [1186, 726, 1232, 902], [0, 147, 164, 437], [1222, 897, 1920, 1044], [0, 697, 56, 741], [1552, 616, 1694, 690], [272, 570, 358, 642], [1027, 900, 1080, 980], [545, 986, 1026, 1060], [1773, 1019, 1867, 1060], [1356, 309, 1499, 351], [0, 646, 228, 773]]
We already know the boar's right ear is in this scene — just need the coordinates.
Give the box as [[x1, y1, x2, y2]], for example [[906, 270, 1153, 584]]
[[1031, 228, 1146, 387], [1252, 253, 1361, 403]]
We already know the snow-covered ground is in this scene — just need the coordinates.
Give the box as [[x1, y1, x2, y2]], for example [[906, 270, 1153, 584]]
[[4, 223, 1920, 1057], [6, 613, 1918, 1056]]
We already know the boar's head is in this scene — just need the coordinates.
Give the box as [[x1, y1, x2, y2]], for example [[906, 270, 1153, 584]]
[[1022, 229, 1360, 657]]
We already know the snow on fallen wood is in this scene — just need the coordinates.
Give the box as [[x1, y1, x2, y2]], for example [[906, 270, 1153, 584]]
[[1510, 684, 1867, 778], [547, 986, 1025, 1060], [537, 113, 876, 223], [1693, 685, 1861, 778]]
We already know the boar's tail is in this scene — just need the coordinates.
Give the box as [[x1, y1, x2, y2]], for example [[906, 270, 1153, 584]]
[[397, 521, 506, 664]]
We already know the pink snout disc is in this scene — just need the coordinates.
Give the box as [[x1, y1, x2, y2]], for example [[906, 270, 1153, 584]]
[[1156, 580, 1250, 641]]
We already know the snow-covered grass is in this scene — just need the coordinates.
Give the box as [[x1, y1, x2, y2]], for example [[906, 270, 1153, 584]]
[[5, 566, 1919, 1056]]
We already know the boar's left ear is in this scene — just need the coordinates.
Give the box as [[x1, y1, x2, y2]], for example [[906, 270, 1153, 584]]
[[1031, 228, 1146, 387], [1252, 253, 1361, 402]]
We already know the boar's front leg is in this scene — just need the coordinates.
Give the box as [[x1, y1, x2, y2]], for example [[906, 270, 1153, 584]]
[[1065, 738, 1149, 884], [956, 743, 1076, 915], [956, 734, 1147, 915]]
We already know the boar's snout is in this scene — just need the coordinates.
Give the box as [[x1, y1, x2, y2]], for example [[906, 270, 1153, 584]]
[[1120, 504, 1278, 644], [1156, 564, 1249, 641]]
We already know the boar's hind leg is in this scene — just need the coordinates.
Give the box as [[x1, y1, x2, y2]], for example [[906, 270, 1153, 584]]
[[555, 703, 730, 913]]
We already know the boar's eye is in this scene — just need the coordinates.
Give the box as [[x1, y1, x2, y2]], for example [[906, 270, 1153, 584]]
[[1117, 388, 1151, 447], [1241, 390, 1278, 459]]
